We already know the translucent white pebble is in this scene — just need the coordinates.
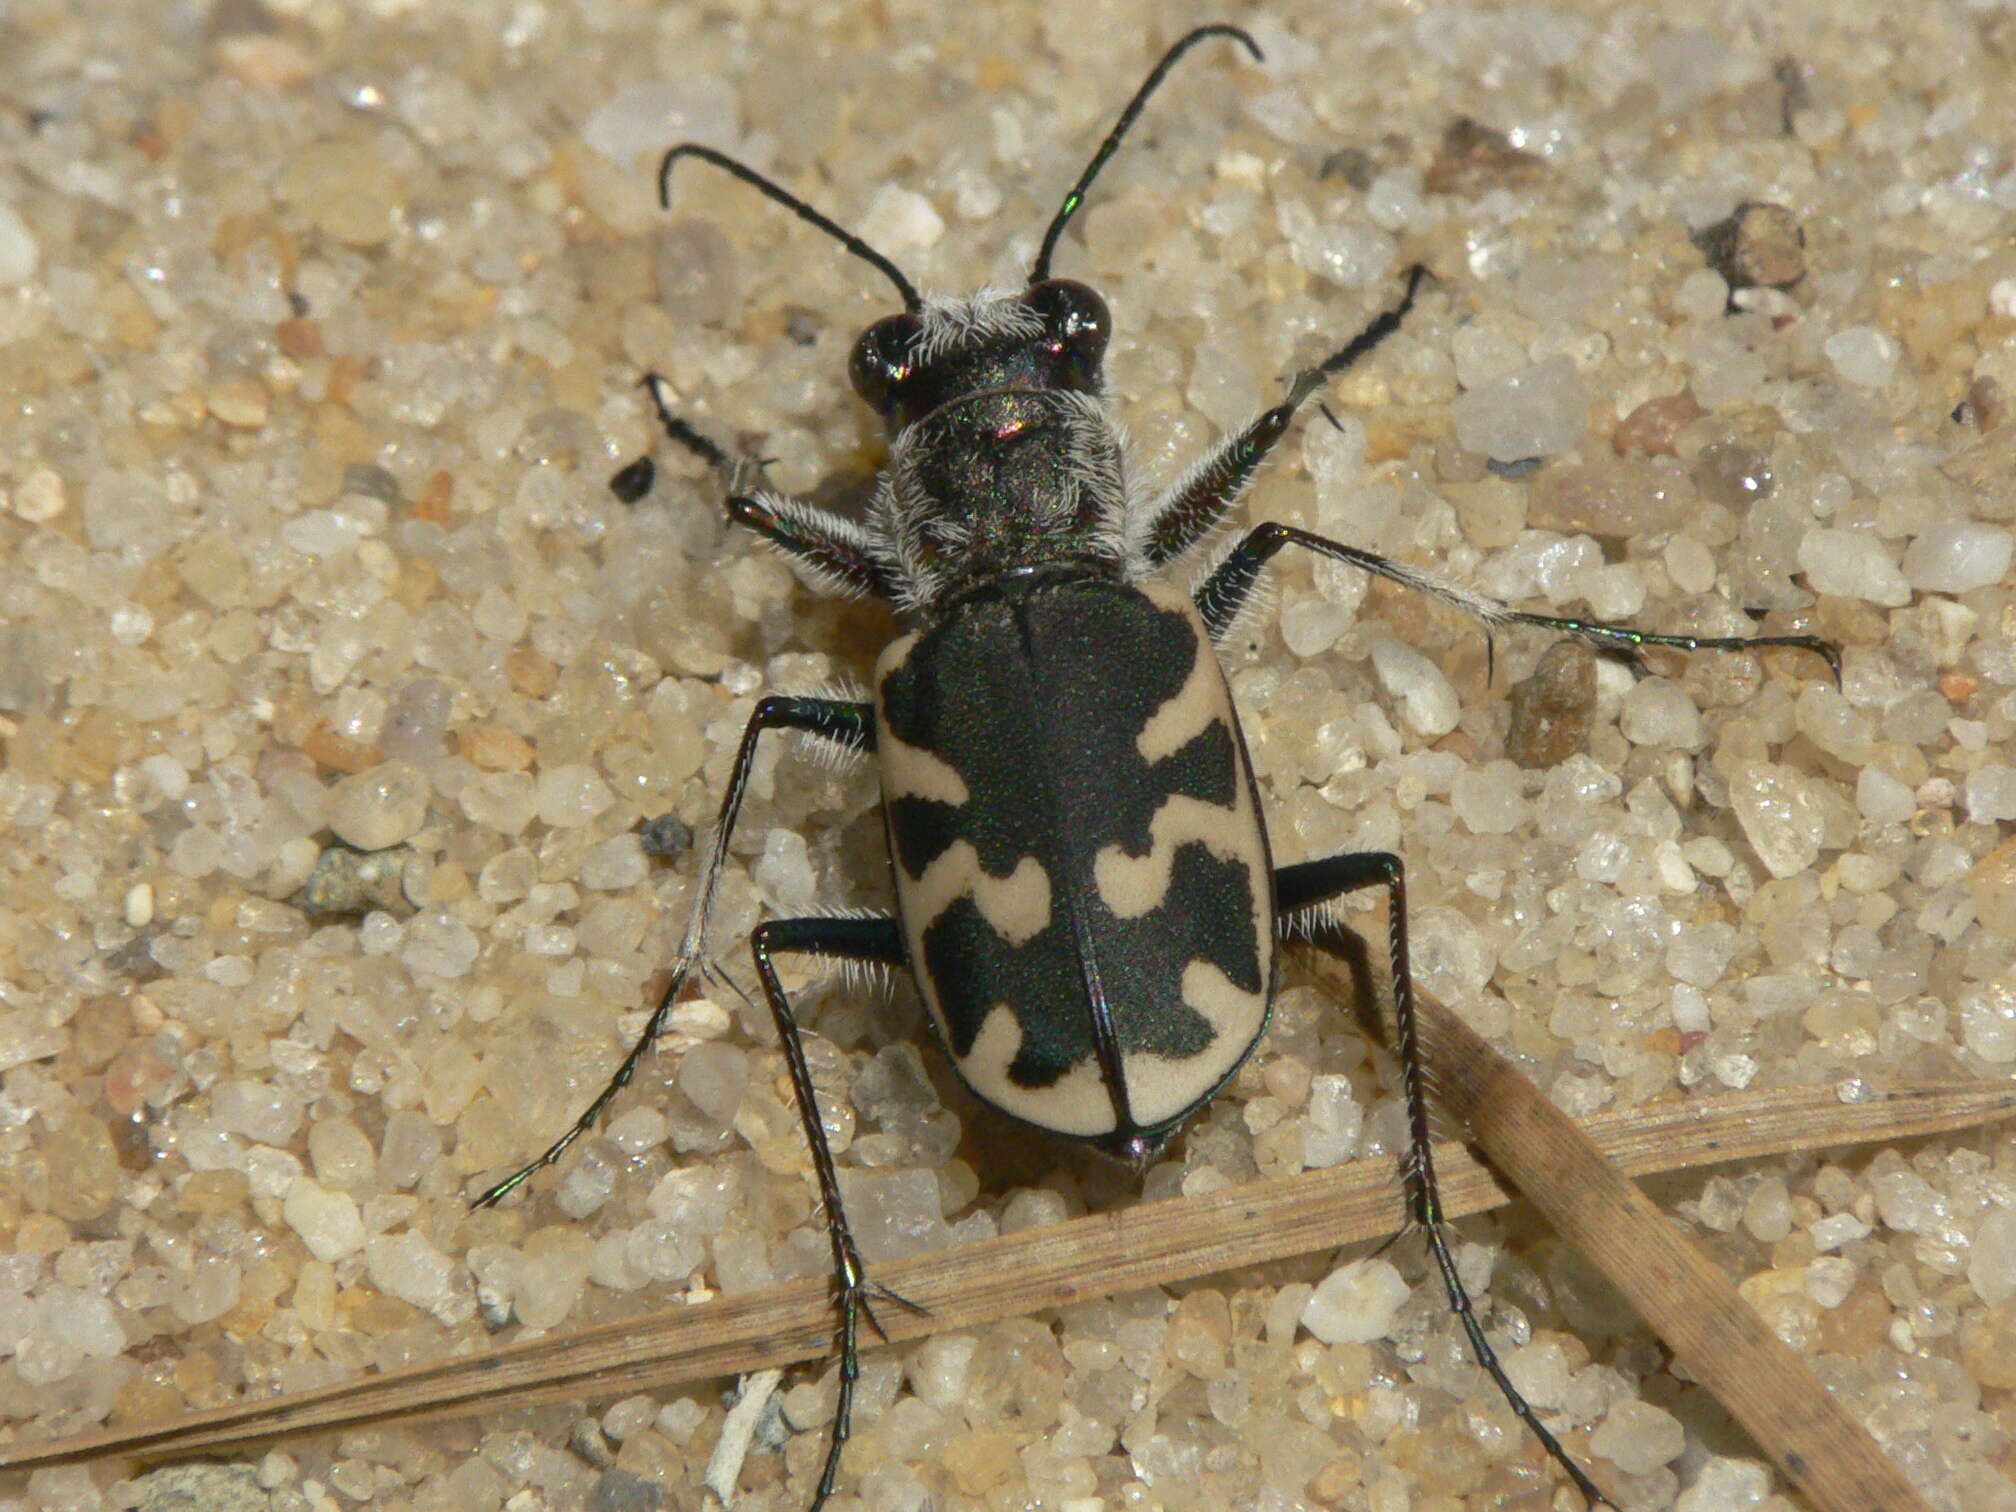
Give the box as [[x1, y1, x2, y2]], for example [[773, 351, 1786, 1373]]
[[366, 1231, 458, 1313], [1367, 633, 1460, 736], [1590, 1398, 1685, 1474], [1902, 521, 2013, 593], [0, 202, 39, 285], [1822, 325, 1899, 388], [1301, 1257, 1409, 1344], [1968, 1206, 2016, 1306], [1675, 1456, 1771, 1512], [1796, 527, 1910, 607], [1451, 356, 1585, 461], [583, 77, 740, 170], [283, 1178, 365, 1262]]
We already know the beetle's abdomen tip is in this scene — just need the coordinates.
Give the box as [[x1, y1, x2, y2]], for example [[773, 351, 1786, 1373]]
[[1094, 1127, 1173, 1169]]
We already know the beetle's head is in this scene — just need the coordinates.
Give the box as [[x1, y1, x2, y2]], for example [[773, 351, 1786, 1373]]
[[847, 279, 1111, 434]]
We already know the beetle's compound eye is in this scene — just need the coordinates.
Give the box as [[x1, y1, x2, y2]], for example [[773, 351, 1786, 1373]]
[[848, 312, 922, 412], [1024, 278, 1111, 374]]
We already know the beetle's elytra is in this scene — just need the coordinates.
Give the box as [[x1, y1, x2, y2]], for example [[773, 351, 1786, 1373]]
[[477, 24, 1836, 1509], [879, 573, 1273, 1155]]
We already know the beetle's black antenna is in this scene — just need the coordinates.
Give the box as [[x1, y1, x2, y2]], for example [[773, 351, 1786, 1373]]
[[1029, 23, 1264, 284], [661, 143, 922, 313]]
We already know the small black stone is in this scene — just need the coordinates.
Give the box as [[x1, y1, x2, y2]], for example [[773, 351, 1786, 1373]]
[[295, 845, 411, 917], [639, 813, 695, 857], [609, 455, 656, 503], [588, 1468, 672, 1512]]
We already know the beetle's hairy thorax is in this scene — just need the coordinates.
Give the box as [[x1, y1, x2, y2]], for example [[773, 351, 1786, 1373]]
[[877, 387, 1127, 611], [852, 286, 1130, 615]]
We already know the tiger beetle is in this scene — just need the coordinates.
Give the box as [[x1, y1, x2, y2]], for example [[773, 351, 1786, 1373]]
[[479, 24, 1838, 1507]]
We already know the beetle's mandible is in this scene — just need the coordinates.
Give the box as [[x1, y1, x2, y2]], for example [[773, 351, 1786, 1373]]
[[476, 24, 1838, 1509]]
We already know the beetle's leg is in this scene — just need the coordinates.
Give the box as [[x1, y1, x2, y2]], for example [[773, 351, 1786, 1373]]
[[1193, 519, 1840, 680], [640, 374, 900, 601], [472, 696, 876, 1209], [1132, 264, 1428, 572], [1277, 852, 1614, 1509], [750, 914, 916, 1511]]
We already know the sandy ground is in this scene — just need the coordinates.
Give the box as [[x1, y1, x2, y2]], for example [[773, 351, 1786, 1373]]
[[2, 2, 2014, 1509]]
